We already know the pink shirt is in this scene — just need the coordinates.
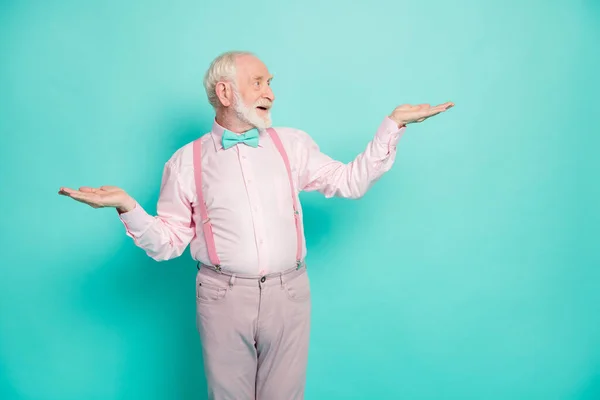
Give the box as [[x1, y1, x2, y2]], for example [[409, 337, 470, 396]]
[[119, 116, 406, 275]]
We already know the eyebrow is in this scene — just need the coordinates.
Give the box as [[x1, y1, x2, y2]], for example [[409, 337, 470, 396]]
[[252, 75, 274, 82]]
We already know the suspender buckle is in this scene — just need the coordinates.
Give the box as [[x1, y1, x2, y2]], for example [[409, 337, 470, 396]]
[[214, 264, 222, 273], [296, 260, 302, 270]]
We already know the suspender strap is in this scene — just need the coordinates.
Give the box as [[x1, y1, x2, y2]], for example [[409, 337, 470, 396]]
[[267, 128, 303, 266], [192, 138, 221, 269]]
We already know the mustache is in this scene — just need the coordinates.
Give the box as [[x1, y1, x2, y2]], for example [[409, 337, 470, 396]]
[[254, 100, 272, 109]]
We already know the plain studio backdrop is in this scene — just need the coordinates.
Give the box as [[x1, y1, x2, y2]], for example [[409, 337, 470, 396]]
[[1, 0, 599, 399]]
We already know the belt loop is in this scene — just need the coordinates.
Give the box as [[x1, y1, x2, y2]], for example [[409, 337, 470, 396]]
[[229, 274, 236, 288], [279, 273, 284, 290]]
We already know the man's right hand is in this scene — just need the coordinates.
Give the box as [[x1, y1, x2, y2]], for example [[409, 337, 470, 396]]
[[58, 185, 136, 213]]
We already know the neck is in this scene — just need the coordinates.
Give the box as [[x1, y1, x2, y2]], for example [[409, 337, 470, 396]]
[[215, 108, 253, 134]]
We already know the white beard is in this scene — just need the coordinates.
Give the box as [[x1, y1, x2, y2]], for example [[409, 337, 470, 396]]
[[233, 88, 272, 130]]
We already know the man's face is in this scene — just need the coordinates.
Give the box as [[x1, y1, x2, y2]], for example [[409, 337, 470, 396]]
[[232, 55, 275, 129]]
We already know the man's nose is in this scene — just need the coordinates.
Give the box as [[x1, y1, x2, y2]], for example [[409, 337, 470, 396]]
[[264, 85, 275, 102]]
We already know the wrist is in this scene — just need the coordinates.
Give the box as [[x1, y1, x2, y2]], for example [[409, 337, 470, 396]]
[[388, 115, 406, 128], [117, 196, 136, 214]]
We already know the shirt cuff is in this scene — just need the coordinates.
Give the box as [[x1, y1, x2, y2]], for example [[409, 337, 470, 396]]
[[375, 116, 407, 150], [118, 202, 155, 238]]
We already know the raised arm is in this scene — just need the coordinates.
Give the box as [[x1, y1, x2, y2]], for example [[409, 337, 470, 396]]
[[297, 102, 454, 198]]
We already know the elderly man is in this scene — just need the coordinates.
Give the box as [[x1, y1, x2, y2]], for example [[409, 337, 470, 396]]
[[59, 51, 453, 399]]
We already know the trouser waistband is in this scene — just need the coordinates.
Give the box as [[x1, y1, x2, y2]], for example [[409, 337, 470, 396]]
[[196, 261, 307, 287]]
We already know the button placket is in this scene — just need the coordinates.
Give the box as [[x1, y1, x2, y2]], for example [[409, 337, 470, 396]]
[[238, 147, 268, 272]]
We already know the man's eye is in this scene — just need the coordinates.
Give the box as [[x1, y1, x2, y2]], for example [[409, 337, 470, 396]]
[[254, 81, 260, 87]]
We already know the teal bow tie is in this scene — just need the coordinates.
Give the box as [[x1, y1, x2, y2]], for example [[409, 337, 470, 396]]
[[222, 129, 259, 150]]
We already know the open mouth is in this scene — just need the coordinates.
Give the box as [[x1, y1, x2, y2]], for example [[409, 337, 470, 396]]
[[256, 106, 269, 111]]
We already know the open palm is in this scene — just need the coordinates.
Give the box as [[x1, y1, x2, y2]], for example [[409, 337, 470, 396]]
[[390, 102, 454, 126], [58, 185, 129, 209]]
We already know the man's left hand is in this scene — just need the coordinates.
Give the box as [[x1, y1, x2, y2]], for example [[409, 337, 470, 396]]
[[389, 102, 454, 128]]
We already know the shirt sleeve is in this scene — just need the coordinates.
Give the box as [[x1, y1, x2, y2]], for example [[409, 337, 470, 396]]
[[118, 161, 195, 261], [297, 116, 406, 199]]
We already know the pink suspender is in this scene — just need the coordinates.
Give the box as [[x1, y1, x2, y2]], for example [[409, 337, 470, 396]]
[[266, 128, 303, 268], [192, 128, 303, 271], [192, 138, 221, 268]]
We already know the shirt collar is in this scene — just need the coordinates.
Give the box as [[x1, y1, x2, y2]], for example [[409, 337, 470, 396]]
[[210, 119, 267, 151]]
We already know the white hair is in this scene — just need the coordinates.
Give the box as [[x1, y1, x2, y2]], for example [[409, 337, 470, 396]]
[[203, 50, 255, 109]]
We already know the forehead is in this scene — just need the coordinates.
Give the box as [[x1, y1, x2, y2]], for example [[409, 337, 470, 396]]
[[235, 54, 272, 81]]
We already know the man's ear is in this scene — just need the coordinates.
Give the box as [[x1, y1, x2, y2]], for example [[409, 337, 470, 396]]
[[215, 82, 233, 107]]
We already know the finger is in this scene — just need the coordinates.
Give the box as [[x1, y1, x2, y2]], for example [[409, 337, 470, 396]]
[[413, 108, 443, 119], [426, 110, 444, 119], [434, 101, 454, 110], [425, 105, 450, 116], [60, 188, 89, 199], [59, 187, 78, 195], [79, 186, 98, 193], [409, 110, 442, 123], [67, 191, 99, 204], [71, 197, 102, 208], [100, 185, 118, 191]]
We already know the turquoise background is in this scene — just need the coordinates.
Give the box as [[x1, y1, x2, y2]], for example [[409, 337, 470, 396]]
[[1, 0, 599, 399]]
